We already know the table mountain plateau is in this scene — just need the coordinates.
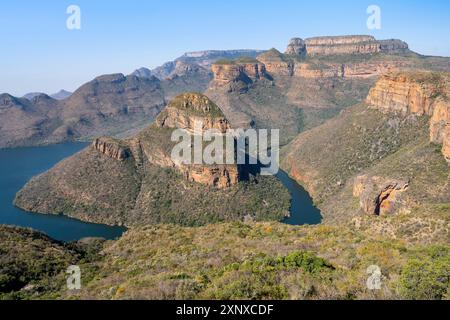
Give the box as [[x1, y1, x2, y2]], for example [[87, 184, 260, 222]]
[[14, 93, 290, 227]]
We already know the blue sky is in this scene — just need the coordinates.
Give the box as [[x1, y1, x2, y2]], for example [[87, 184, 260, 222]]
[[1, 0, 449, 96]]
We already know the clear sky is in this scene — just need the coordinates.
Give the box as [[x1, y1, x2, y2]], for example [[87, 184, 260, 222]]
[[1, 0, 449, 96]]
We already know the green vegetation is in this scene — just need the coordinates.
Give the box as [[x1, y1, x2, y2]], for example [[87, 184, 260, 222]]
[[167, 92, 225, 118], [398, 246, 449, 300], [1, 222, 443, 300], [0, 226, 77, 299]]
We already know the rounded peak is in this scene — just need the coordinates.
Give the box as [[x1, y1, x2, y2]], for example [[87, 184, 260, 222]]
[[31, 93, 53, 101], [168, 92, 224, 117], [0, 93, 19, 104], [258, 48, 288, 61]]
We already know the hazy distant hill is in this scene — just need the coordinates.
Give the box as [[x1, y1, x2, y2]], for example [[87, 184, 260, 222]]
[[50, 89, 72, 100], [131, 49, 264, 80], [23, 90, 72, 101], [0, 74, 166, 148]]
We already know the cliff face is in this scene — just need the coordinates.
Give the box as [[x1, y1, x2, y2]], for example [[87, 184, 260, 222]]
[[367, 72, 450, 162], [281, 71, 449, 231], [285, 35, 409, 56], [255, 42, 410, 80], [285, 38, 306, 56], [210, 60, 268, 91], [15, 93, 290, 227], [353, 175, 409, 216], [92, 137, 132, 161], [305, 35, 381, 56]]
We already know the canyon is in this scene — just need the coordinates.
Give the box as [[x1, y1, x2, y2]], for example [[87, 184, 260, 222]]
[[2, 35, 450, 301], [281, 70, 449, 245]]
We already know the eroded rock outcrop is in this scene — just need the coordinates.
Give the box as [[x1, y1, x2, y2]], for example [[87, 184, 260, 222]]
[[430, 100, 450, 144], [353, 175, 409, 216], [90, 93, 240, 188], [257, 49, 294, 76], [155, 92, 231, 133], [182, 165, 239, 189], [211, 59, 267, 86], [305, 35, 381, 56], [367, 72, 450, 162], [285, 35, 409, 57], [443, 125, 450, 162], [285, 38, 306, 56], [92, 137, 132, 161]]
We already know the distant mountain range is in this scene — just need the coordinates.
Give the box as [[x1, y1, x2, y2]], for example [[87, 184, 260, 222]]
[[131, 49, 264, 80], [23, 90, 72, 101], [2, 39, 450, 149], [0, 49, 264, 149]]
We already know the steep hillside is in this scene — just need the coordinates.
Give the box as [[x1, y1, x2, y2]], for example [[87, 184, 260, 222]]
[[0, 74, 166, 148], [14, 93, 290, 227], [281, 71, 449, 242], [0, 225, 80, 299]]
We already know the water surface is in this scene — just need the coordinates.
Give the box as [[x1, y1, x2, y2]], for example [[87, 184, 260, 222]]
[[0, 143, 319, 242], [0, 143, 125, 242], [276, 170, 322, 225]]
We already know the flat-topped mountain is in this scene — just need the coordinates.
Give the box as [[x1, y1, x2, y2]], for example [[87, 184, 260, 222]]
[[285, 35, 409, 57], [14, 93, 290, 227]]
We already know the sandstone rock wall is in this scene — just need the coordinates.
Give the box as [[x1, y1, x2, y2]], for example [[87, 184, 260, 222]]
[[353, 175, 409, 216], [443, 125, 450, 162], [304, 35, 379, 56], [156, 106, 231, 134], [286, 35, 409, 56], [211, 62, 266, 84], [366, 72, 450, 163], [182, 165, 239, 189], [366, 73, 437, 115], [92, 137, 131, 161], [285, 38, 306, 55]]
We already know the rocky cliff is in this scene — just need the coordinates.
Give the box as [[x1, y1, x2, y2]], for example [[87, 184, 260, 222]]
[[15, 93, 290, 227], [281, 72, 449, 232], [367, 72, 450, 162], [284, 35, 410, 56], [155, 93, 232, 133], [305, 35, 382, 56], [210, 58, 269, 92], [92, 137, 132, 161]]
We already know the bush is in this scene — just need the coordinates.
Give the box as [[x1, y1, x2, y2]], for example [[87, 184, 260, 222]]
[[284, 251, 334, 273], [398, 247, 449, 300]]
